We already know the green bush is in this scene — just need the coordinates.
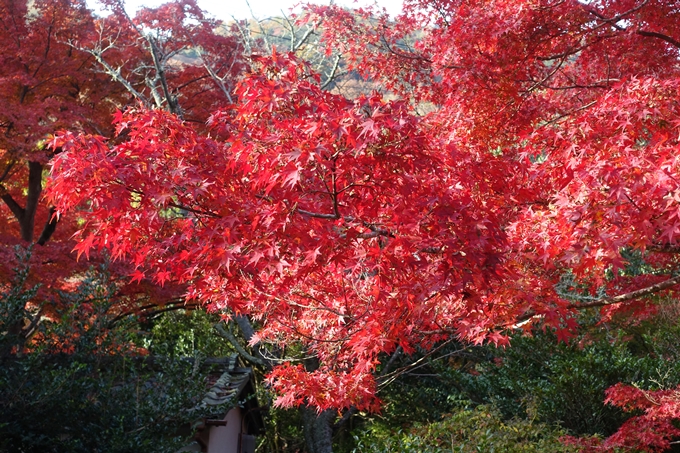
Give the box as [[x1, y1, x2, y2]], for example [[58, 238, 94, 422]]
[[353, 403, 580, 453], [454, 324, 680, 436], [366, 311, 680, 453], [0, 249, 231, 453]]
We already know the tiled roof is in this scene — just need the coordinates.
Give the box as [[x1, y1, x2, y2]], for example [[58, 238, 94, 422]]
[[201, 353, 253, 407], [177, 353, 262, 453]]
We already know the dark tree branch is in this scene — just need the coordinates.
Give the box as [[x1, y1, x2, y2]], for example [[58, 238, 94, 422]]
[[568, 275, 680, 309], [582, 0, 680, 50], [0, 161, 43, 242], [36, 207, 59, 245], [233, 314, 273, 370], [378, 340, 459, 388], [107, 298, 198, 327], [167, 202, 220, 218], [378, 34, 430, 62], [332, 345, 405, 429], [296, 208, 340, 219], [0, 186, 25, 221], [147, 37, 179, 115], [21, 161, 44, 242], [0, 158, 16, 182], [637, 30, 680, 49], [536, 43, 592, 61], [583, 0, 649, 29], [419, 246, 443, 254], [648, 244, 680, 254]]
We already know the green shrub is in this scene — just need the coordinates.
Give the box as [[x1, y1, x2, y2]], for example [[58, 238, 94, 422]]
[[353, 403, 580, 453], [0, 249, 230, 453]]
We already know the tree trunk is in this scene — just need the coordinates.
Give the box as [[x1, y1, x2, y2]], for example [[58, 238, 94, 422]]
[[302, 407, 335, 453], [0, 161, 44, 242], [21, 161, 42, 242]]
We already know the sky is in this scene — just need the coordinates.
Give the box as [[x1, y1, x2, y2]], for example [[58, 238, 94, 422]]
[[103, 0, 405, 20]]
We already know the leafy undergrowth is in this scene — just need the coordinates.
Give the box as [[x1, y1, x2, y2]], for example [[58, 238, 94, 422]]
[[353, 403, 582, 453]]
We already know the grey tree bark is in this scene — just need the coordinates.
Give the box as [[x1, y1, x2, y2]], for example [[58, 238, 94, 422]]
[[302, 408, 335, 453]]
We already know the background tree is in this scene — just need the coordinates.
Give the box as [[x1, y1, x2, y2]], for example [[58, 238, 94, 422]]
[[0, 0, 118, 246], [0, 0, 134, 354], [227, 8, 370, 97], [75, 0, 248, 122], [0, 0, 257, 352]]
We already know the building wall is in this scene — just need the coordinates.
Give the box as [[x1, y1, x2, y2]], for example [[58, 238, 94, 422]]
[[207, 407, 243, 453]]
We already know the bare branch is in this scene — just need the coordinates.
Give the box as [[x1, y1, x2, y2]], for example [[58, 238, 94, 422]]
[[146, 36, 180, 115], [320, 55, 341, 90], [292, 23, 318, 53], [214, 321, 266, 366], [296, 208, 340, 219], [516, 274, 680, 325], [637, 30, 680, 49], [244, 0, 272, 53], [196, 48, 234, 104], [231, 17, 253, 55], [76, 44, 149, 105]]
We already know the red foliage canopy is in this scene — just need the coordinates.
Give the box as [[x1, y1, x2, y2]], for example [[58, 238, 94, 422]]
[[46, 0, 680, 446]]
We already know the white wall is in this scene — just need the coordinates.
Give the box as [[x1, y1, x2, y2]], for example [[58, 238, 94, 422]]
[[207, 407, 243, 453]]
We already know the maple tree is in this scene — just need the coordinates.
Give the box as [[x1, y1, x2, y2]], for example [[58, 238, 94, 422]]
[[0, 0, 134, 336], [0, 0, 113, 245], [45, 0, 680, 450]]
